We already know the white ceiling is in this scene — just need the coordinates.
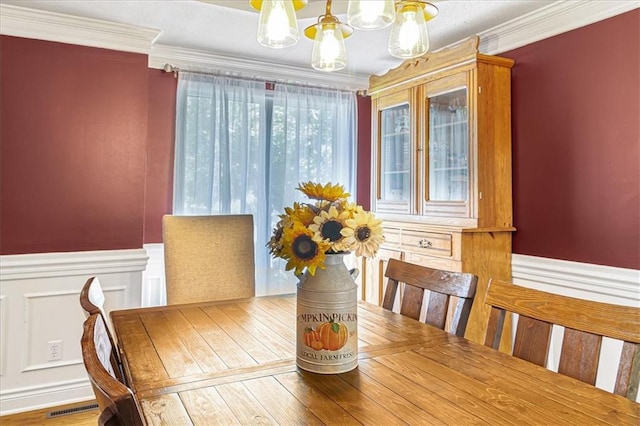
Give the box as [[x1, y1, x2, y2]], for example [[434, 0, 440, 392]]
[[1, 0, 559, 77], [1, 0, 637, 89]]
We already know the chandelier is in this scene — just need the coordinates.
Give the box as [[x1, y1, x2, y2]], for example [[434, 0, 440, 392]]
[[250, 0, 438, 72]]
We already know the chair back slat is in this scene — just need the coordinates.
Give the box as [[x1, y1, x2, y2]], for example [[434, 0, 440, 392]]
[[558, 328, 601, 385], [381, 279, 400, 312], [485, 308, 506, 349], [615, 342, 640, 399], [484, 278, 640, 401], [512, 316, 552, 367], [383, 259, 478, 337], [425, 292, 448, 330], [452, 297, 474, 338], [399, 282, 424, 320], [82, 314, 145, 425]]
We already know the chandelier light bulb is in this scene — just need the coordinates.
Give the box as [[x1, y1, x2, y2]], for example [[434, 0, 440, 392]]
[[257, 0, 299, 48], [311, 23, 347, 72], [304, 0, 352, 72], [388, 2, 430, 58], [347, 0, 395, 30]]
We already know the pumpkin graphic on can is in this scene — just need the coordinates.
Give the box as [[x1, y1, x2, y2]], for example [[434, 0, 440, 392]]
[[317, 320, 348, 351], [303, 327, 324, 350]]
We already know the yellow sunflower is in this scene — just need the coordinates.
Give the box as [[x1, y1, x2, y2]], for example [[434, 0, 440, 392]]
[[285, 202, 317, 226], [266, 220, 285, 257], [280, 223, 330, 276], [297, 181, 350, 202], [342, 201, 364, 216], [341, 211, 385, 257], [309, 205, 350, 252]]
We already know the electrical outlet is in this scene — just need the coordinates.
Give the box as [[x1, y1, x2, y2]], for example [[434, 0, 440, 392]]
[[48, 340, 63, 361]]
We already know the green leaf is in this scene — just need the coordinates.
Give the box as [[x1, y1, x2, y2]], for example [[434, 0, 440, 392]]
[[331, 322, 340, 334]]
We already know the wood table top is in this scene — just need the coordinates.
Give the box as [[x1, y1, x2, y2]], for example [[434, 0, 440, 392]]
[[111, 294, 640, 425]]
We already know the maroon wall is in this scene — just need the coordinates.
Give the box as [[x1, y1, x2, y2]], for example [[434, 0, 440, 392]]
[[144, 70, 177, 243], [1, 36, 149, 254], [508, 9, 639, 270], [3, 10, 638, 271]]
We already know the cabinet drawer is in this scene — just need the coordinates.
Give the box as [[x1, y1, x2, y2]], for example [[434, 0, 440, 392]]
[[380, 227, 401, 250], [400, 230, 452, 257], [404, 252, 460, 272]]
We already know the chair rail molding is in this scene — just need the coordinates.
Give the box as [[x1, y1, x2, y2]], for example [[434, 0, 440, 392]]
[[0, 249, 149, 281], [511, 254, 640, 307], [0, 249, 148, 416]]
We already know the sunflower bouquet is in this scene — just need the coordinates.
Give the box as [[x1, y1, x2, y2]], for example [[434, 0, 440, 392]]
[[268, 182, 384, 276]]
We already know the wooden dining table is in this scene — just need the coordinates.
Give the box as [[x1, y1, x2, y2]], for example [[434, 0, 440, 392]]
[[110, 294, 639, 425]]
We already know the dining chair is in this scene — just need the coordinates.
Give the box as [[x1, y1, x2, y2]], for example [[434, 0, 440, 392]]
[[484, 279, 640, 401], [81, 313, 145, 425], [80, 276, 108, 318], [382, 258, 478, 337], [80, 277, 122, 363], [163, 214, 256, 305]]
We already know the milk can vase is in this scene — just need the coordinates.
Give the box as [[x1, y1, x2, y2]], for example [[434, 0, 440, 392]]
[[296, 253, 359, 374]]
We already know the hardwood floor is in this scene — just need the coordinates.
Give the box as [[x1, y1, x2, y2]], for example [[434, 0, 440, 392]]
[[0, 401, 100, 426]]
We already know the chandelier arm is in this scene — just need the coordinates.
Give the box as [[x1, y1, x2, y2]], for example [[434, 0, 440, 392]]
[[325, 0, 332, 16]]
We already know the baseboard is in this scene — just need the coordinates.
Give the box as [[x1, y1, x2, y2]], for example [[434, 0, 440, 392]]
[[0, 378, 93, 416]]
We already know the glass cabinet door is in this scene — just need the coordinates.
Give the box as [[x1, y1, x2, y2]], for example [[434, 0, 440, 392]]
[[422, 71, 471, 219], [428, 87, 468, 202], [381, 104, 410, 203], [374, 89, 413, 214]]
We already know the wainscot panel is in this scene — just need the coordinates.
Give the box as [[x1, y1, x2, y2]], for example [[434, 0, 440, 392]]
[[0, 249, 147, 415]]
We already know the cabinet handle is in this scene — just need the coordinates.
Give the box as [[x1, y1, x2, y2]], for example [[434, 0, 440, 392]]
[[418, 239, 433, 249]]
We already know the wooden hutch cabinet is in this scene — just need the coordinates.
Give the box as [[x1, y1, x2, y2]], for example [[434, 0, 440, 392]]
[[363, 36, 514, 346]]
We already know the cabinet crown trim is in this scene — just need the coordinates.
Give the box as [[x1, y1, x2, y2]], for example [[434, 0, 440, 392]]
[[368, 35, 514, 95]]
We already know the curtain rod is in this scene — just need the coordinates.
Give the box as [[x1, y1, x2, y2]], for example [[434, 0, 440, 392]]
[[162, 63, 364, 95]]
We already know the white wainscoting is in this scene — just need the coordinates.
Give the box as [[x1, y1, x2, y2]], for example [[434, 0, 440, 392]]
[[141, 243, 166, 307], [511, 254, 640, 402], [0, 249, 148, 416]]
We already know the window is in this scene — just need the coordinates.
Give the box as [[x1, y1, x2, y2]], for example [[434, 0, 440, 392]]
[[174, 72, 356, 295]]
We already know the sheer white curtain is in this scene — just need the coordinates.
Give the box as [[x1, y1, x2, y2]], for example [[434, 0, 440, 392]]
[[173, 72, 356, 295]]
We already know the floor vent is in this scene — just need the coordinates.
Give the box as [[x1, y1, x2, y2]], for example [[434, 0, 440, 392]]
[[46, 403, 99, 418]]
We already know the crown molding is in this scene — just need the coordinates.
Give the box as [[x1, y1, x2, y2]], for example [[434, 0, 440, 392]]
[[148, 44, 370, 91], [477, 0, 639, 55], [0, 4, 160, 55]]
